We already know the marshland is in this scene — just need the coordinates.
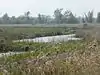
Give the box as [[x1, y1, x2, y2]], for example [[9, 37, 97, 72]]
[[0, 0, 100, 74], [0, 25, 100, 75]]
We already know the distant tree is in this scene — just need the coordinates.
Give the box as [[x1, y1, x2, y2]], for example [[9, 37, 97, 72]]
[[88, 11, 94, 23], [46, 16, 52, 24], [82, 17, 88, 28], [62, 10, 79, 24], [82, 17, 86, 23], [2, 13, 9, 20], [10, 16, 16, 24], [24, 11, 31, 18], [2, 13, 9, 24], [96, 12, 100, 23], [67, 12, 79, 24], [24, 11, 32, 23], [15, 11, 33, 24], [0, 9, 94, 24], [38, 14, 42, 24], [37, 14, 51, 24], [62, 10, 71, 23], [54, 8, 63, 24], [84, 10, 94, 23], [40, 15, 46, 24]]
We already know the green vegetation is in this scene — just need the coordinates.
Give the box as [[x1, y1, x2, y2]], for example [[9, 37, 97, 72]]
[[1, 26, 100, 75], [0, 27, 75, 40], [0, 39, 100, 75], [0, 27, 75, 52], [0, 40, 86, 74], [3, 41, 84, 62]]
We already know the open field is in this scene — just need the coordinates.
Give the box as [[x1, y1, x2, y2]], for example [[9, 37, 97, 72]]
[[0, 23, 100, 27], [0, 26, 75, 40]]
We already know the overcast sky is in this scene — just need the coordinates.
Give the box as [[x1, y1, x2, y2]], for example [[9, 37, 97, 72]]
[[0, 0, 99, 17]]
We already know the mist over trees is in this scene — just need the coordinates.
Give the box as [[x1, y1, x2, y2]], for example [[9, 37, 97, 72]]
[[0, 8, 99, 24]]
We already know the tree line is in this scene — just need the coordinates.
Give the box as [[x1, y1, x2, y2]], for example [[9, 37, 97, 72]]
[[0, 8, 100, 24]]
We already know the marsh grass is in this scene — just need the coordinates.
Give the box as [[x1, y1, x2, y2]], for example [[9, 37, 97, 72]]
[[1, 41, 84, 62], [1, 26, 100, 75], [0, 27, 74, 40], [0, 40, 93, 75]]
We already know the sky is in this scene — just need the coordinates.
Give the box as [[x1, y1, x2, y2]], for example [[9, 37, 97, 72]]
[[0, 0, 100, 17]]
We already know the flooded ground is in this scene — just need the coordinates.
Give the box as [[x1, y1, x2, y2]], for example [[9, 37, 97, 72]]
[[0, 34, 81, 57], [13, 34, 81, 43]]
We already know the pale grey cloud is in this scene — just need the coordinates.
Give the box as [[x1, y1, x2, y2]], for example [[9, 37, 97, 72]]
[[0, 0, 99, 17]]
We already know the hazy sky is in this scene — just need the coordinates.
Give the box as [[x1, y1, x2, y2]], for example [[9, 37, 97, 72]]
[[0, 0, 99, 17]]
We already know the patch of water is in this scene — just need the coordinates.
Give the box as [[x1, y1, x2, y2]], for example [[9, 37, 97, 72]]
[[0, 34, 81, 57], [13, 34, 81, 43]]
